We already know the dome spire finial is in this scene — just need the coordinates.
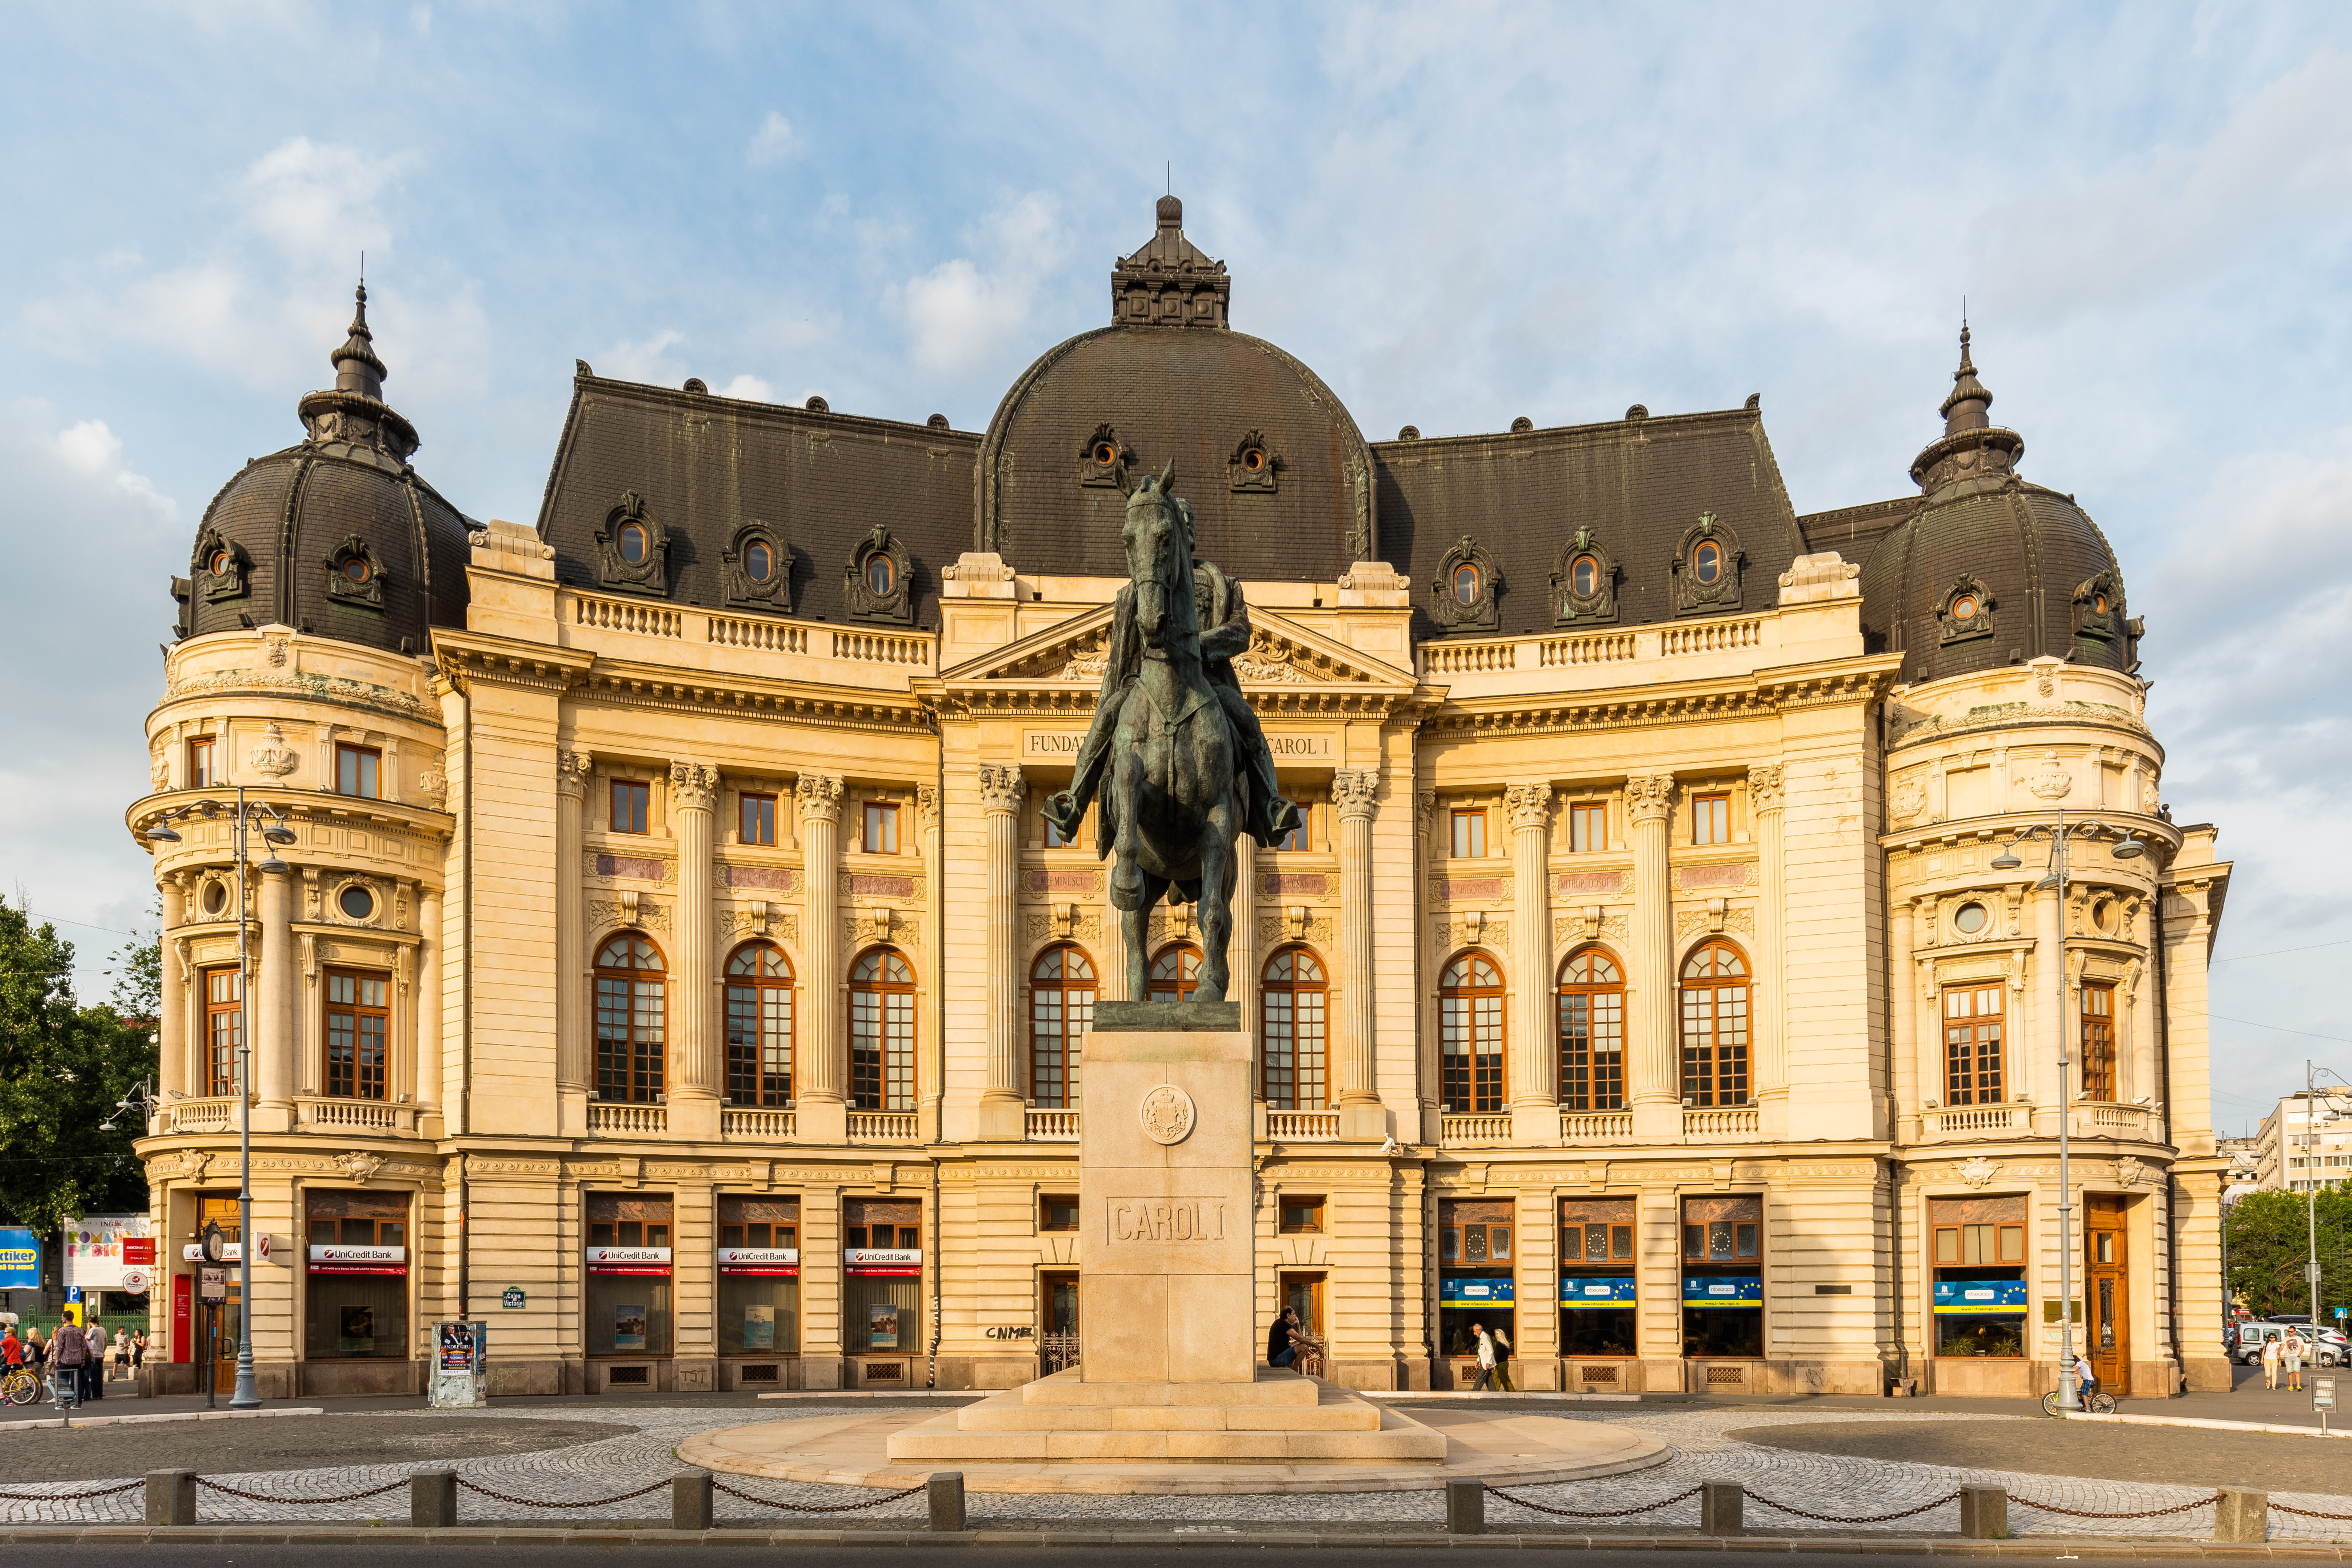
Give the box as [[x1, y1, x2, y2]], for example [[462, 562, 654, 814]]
[[332, 276, 390, 401], [299, 279, 418, 459], [1939, 315, 1993, 434]]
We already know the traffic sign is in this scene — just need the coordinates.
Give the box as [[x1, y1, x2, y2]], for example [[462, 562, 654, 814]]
[[63, 1286, 81, 1303]]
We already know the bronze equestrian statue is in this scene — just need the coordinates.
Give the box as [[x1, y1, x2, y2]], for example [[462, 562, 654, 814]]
[[1043, 463, 1300, 1004]]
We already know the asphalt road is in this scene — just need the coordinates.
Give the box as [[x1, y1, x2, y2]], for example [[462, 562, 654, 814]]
[[0, 1547, 2269, 1566], [1729, 1417, 2350, 1494], [0, 1417, 627, 1482]]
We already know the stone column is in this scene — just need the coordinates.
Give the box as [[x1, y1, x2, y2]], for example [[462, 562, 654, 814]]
[[416, 887, 443, 1134], [1748, 764, 1787, 1133], [669, 761, 721, 1139], [1889, 897, 1918, 1143], [1333, 769, 1385, 1140], [795, 774, 848, 1142], [2129, 937, 2158, 1132], [255, 859, 295, 1132], [2031, 880, 2063, 1133], [158, 877, 187, 1105], [1505, 782, 1555, 1145], [977, 763, 1027, 1141], [555, 751, 591, 1127], [1625, 774, 1679, 1142]]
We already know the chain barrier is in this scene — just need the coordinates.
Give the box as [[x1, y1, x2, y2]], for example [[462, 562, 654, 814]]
[[1746, 1490, 1962, 1524], [711, 1479, 927, 1514], [1482, 1482, 1706, 1519], [0, 1479, 144, 1502], [2013, 1492, 2223, 1521], [2272, 1502, 2352, 1522], [454, 1476, 675, 1510], [195, 1477, 411, 1505]]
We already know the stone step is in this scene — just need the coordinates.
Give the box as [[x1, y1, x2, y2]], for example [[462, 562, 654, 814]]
[[1019, 1371, 1319, 1408], [957, 1401, 1382, 1433], [883, 1418, 1447, 1464]]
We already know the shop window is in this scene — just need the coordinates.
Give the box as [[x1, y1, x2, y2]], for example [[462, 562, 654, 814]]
[[724, 943, 793, 1106], [187, 736, 218, 789], [1692, 791, 1729, 846], [1559, 1197, 1637, 1357], [845, 1198, 923, 1357], [1437, 1198, 1515, 1358], [1568, 802, 1605, 853], [1030, 945, 1094, 1109], [1681, 1194, 1763, 1358], [1148, 943, 1201, 1003], [862, 802, 899, 855], [304, 1189, 410, 1359], [1450, 808, 1488, 859], [337, 744, 381, 799], [1931, 1195, 2027, 1359], [203, 966, 242, 1097], [2081, 983, 2116, 1101], [1943, 985, 2005, 1106], [849, 947, 915, 1111], [1279, 1197, 1325, 1234], [1558, 947, 1625, 1111], [594, 934, 667, 1103], [1039, 1195, 1079, 1233], [611, 779, 650, 834], [1261, 947, 1327, 1110], [718, 1194, 799, 1357], [323, 970, 389, 1101], [1439, 953, 1506, 1113], [740, 792, 778, 847], [1679, 941, 1749, 1106], [585, 1192, 674, 1356]]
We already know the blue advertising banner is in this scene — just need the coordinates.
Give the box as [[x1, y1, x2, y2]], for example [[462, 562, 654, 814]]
[[1934, 1278, 2028, 1314], [1559, 1276, 1638, 1307], [0, 1229, 39, 1290], [1439, 1275, 1515, 1304], [1682, 1275, 1762, 1307]]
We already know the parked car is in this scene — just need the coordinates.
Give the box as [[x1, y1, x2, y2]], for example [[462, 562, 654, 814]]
[[2234, 1320, 2351, 1366]]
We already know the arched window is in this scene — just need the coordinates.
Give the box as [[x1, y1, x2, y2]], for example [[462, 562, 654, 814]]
[[850, 947, 916, 1111], [594, 933, 667, 1104], [1439, 953, 1506, 1114], [1558, 947, 1625, 1111], [1679, 941, 1749, 1106], [1148, 943, 1202, 1003], [1031, 945, 1095, 1109], [725, 942, 793, 1106], [1261, 947, 1328, 1110]]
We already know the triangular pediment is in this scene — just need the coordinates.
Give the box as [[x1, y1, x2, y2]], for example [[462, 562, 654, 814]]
[[941, 604, 1413, 692]]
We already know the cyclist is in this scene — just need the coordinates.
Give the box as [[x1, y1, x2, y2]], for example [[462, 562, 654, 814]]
[[1, 1324, 18, 1373], [2072, 1351, 2099, 1409]]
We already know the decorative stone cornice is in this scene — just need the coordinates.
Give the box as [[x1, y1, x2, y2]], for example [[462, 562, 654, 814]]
[[669, 761, 720, 813], [978, 763, 1027, 813], [795, 773, 845, 823], [1503, 782, 1551, 832], [1748, 763, 1786, 815], [1331, 770, 1379, 820], [1624, 774, 1676, 822]]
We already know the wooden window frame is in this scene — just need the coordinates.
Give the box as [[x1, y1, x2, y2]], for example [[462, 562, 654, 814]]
[[1260, 946, 1329, 1110], [1439, 951, 1507, 1114], [2079, 982, 2117, 1102], [862, 801, 900, 855], [322, 967, 390, 1101], [724, 941, 793, 1106], [1278, 1195, 1326, 1235], [1029, 943, 1095, 1109], [739, 792, 778, 847], [203, 965, 243, 1098], [1943, 983, 2006, 1106], [336, 743, 381, 800], [1567, 801, 1606, 854], [611, 779, 650, 835], [593, 933, 667, 1103], [1691, 791, 1730, 846], [1038, 1195, 1080, 1233], [1450, 807, 1488, 860], [849, 946, 917, 1111], [1678, 940, 1750, 1106], [186, 735, 218, 789], [1558, 946, 1626, 1111], [1147, 942, 1202, 1004]]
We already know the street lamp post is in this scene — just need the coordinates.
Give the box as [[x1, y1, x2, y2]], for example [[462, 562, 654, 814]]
[[142, 788, 295, 1412], [1991, 806, 2146, 1414]]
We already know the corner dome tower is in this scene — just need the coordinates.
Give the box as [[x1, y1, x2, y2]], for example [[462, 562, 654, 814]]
[[1861, 327, 2139, 684], [175, 283, 472, 653]]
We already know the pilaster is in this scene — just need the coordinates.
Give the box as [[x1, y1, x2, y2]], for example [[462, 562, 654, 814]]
[[1506, 782, 1555, 1145], [1333, 768, 1385, 1141], [554, 750, 590, 1134], [669, 759, 721, 1140], [795, 773, 847, 1143], [1749, 763, 1787, 1138], [1625, 774, 1678, 1142], [254, 862, 294, 1133], [977, 763, 1027, 1140]]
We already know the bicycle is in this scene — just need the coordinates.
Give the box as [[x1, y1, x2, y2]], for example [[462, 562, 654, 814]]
[[2043, 1385, 2117, 1415], [0, 1367, 39, 1406]]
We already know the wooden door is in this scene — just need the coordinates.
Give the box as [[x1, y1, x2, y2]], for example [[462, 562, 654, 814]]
[[1041, 1273, 1079, 1374], [197, 1196, 242, 1395], [2086, 1194, 2130, 1396], [1281, 1274, 1326, 1337]]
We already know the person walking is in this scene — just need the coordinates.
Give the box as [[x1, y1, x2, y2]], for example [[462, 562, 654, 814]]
[[50, 1319, 86, 1409], [2262, 1331, 2282, 1391], [2285, 1328, 2307, 1393], [130, 1329, 147, 1373], [1490, 1325, 1517, 1393], [83, 1323, 106, 1400], [1470, 1321, 1498, 1393], [24, 1329, 49, 1404]]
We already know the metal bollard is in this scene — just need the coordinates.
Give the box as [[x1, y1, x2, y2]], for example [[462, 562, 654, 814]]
[[1699, 1479, 1744, 1537], [672, 1469, 713, 1530], [145, 1470, 195, 1526], [926, 1471, 966, 1532], [2214, 1487, 2269, 1544], [1959, 1484, 2009, 1539], [410, 1470, 457, 1528], [1446, 1477, 1485, 1535]]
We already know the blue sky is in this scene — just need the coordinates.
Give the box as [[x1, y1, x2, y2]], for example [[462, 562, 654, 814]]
[[2, 3, 2346, 1133]]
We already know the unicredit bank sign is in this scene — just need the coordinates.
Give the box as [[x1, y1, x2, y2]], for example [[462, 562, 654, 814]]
[[585, 1246, 672, 1275], [843, 1248, 921, 1277]]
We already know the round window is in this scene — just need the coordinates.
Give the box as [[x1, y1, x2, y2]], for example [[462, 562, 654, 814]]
[[1951, 594, 1978, 621], [2091, 896, 2119, 934], [2093, 593, 2109, 614], [1243, 448, 1266, 472], [209, 550, 231, 576], [341, 556, 371, 584], [745, 541, 772, 583], [866, 554, 895, 597], [618, 522, 647, 565], [1093, 442, 1117, 466], [1953, 901, 1988, 935], [201, 882, 229, 917], [1694, 540, 1722, 585], [1571, 555, 1598, 597], [339, 885, 374, 921], [1453, 563, 1481, 605]]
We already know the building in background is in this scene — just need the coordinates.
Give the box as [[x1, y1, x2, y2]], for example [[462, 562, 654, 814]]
[[2247, 1095, 2352, 1193], [127, 198, 2231, 1401]]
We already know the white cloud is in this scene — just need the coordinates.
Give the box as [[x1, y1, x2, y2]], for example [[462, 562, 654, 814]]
[[241, 136, 406, 267], [890, 191, 1070, 378], [53, 418, 177, 521], [597, 329, 687, 386], [719, 374, 773, 402], [747, 111, 799, 169]]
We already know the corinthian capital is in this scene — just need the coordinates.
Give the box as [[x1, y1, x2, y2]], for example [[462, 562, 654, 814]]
[[1623, 774, 1677, 823], [1503, 782, 1553, 832], [1747, 762, 1786, 814], [794, 772, 845, 823], [556, 750, 593, 801], [1331, 769, 1380, 819], [978, 763, 1027, 813], [669, 761, 720, 813]]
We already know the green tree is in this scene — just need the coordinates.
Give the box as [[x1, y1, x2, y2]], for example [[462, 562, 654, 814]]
[[105, 895, 161, 1021], [0, 903, 157, 1231], [2226, 1186, 2352, 1321]]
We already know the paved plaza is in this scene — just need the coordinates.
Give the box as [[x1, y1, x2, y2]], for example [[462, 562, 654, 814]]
[[0, 1399, 2348, 1541]]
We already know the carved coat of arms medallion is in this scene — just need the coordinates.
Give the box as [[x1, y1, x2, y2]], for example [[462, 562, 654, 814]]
[[1138, 1085, 1197, 1146]]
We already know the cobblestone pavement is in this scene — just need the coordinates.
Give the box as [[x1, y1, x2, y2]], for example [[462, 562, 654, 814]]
[[3, 1401, 2350, 1541]]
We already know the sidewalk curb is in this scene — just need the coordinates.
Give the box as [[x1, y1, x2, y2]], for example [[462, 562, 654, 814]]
[[0, 1407, 324, 1434], [1365, 1390, 1643, 1403], [2066, 1411, 2352, 1440], [754, 1391, 979, 1401]]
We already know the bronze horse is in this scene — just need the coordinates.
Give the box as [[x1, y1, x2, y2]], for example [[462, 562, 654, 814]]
[[1045, 464, 1250, 1003]]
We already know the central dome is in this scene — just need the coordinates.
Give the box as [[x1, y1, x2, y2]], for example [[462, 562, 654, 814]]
[[976, 199, 1375, 582]]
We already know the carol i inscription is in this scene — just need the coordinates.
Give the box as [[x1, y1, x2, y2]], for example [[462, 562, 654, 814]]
[[1107, 1199, 1228, 1243]]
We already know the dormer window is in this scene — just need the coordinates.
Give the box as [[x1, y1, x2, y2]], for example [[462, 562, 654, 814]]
[[1430, 535, 1502, 632], [1693, 540, 1724, 585], [1571, 556, 1599, 597], [1671, 513, 1745, 615], [594, 490, 670, 597], [324, 534, 385, 609], [744, 541, 773, 583], [1092, 440, 1118, 466], [618, 521, 648, 564], [866, 554, 895, 598], [1453, 563, 1481, 605]]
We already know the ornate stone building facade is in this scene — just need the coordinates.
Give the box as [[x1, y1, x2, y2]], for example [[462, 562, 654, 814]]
[[129, 203, 2231, 1400]]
